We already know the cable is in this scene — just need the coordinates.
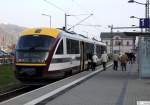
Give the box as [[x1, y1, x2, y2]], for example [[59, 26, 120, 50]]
[[43, 0, 101, 34], [78, 24, 101, 27], [43, 0, 90, 29], [68, 14, 93, 30], [72, 0, 91, 13], [43, 0, 66, 13], [72, 0, 102, 31]]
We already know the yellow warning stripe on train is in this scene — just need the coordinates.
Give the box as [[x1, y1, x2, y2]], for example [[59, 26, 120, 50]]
[[21, 28, 61, 38], [16, 63, 47, 66]]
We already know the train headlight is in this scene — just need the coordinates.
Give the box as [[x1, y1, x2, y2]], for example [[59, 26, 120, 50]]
[[38, 59, 45, 63], [18, 59, 24, 62]]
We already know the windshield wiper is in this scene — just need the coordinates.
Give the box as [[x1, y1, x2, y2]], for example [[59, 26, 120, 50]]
[[29, 46, 36, 50]]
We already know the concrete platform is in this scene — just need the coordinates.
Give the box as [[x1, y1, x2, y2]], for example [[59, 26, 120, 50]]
[[39, 63, 150, 105], [0, 63, 112, 105], [1, 62, 149, 105]]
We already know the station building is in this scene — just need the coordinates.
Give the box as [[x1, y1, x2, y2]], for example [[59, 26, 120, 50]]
[[100, 32, 136, 54]]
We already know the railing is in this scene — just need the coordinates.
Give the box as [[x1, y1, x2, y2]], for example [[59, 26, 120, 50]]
[[0, 56, 14, 64]]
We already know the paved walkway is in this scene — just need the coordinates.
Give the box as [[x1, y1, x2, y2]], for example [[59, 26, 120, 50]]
[[40, 63, 150, 105]]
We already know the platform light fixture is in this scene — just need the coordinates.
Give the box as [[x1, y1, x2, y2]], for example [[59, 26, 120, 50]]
[[128, 0, 145, 5], [130, 16, 140, 19], [128, 0, 134, 3], [128, 0, 150, 32]]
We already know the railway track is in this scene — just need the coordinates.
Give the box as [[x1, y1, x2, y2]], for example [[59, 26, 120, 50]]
[[0, 80, 58, 102], [0, 85, 41, 102]]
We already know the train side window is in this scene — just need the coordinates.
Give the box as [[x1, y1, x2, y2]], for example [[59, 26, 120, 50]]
[[90, 43, 94, 54], [85, 43, 94, 54], [101, 45, 107, 54], [67, 39, 79, 54], [56, 40, 63, 54]]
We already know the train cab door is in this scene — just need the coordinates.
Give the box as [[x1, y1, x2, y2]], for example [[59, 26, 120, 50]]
[[80, 41, 85, 71]]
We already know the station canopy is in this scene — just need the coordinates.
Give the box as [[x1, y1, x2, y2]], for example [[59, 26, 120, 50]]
[[124, 32, 150, 37]]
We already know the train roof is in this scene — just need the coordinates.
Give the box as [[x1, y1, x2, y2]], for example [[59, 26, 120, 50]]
[[60, 29, 106, 46], [21, 28, 61, 38], [20, 27, 106, 46]]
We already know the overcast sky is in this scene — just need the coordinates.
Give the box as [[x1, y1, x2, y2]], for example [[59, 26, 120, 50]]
[[0, 0, 145, 39]]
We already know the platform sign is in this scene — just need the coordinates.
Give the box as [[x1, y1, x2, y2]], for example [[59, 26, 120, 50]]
[[139, 18, 150, 28], [137, 101, 150, 105]]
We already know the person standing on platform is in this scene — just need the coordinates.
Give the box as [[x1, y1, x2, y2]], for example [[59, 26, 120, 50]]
[[128, 52, 133, 64], [113, 52, 119, 71], [92, 53, 98, 71], [101, 51, 108, 71], [120, 53, 128, 71], [132, 53, 136, 63]]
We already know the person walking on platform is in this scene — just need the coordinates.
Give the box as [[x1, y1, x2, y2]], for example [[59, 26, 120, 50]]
[[128, 52, 133, 64], [113, 52, 119, 71], [132, 53, 136, 63], [120, 53, 128, 71], [101, 51, 108, 71], [92, 53, 98, 71]]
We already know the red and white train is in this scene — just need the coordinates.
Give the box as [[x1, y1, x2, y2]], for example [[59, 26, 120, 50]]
[[14, 28, 106, 82]]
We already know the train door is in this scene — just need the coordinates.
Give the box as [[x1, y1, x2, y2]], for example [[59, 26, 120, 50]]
[[80, 41, 85, 71]]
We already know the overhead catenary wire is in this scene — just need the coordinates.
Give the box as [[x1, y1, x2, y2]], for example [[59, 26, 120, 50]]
[[43, 0, 66, 13], [66, 14, 97, 29], [71, 0, 103, 41], [72, 0, 102, 32], [43, 0, 100, 40], [43, 0, 93, 29], [72, 0, 91, 13], [68, 14, 93, 30], [78, 24, 101, 27]]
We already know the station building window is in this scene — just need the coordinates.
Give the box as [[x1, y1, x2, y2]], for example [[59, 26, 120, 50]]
[[105, 41, 108, 45], [115, 41, 122, 46], [127, 41, 129, 46], [115, 41, 119, 45], [116, 37, 119, 40]]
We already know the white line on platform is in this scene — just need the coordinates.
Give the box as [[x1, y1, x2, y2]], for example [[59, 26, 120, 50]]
[[24, 63, 112, 105]]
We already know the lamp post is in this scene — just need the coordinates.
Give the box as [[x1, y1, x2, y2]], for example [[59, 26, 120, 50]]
[[64, 13, 73, 30], [128, 0, 150, 32], [130, 15, 142, 75], [128, 0, 150, 77], [68, 14, 93, 30], [118, 41, 121, 54], [130, 16, 140, 19], [42, 13, 51, 28], [64, 13, 93, 31], [108, 25, 113, 54], [130, 16, 144, 32]]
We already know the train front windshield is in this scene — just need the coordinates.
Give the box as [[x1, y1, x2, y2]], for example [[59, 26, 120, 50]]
[[16, 35, 55, 63]]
